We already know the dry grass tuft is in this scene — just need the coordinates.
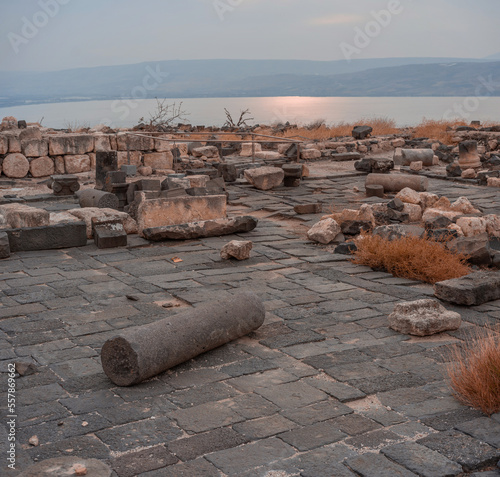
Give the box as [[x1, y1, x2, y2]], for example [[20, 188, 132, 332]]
[[351, 233, 471, 284], [446, 329, 500, 416], [411, 118, 468, 144], [277, 117, 399, 140]]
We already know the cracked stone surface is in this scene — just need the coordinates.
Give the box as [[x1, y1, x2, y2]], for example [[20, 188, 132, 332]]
[[1, 171, 500, 476]]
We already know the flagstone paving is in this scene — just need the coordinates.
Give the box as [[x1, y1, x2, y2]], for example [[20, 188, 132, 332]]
[[1, 173, 500, 476]]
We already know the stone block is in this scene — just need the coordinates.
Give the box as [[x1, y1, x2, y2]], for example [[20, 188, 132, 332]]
[[331, 152, 362, 161], [459, 140, 481, 169], [221, 240, 252, 260], [136, 179, 161, 191], [116, 133, 154, 151], [301, 148, 322, 160], [188, 175, 210, 188], [352, 125, 373, 139], [49, 135, 94, 155], [0, 231, 10, 259], [192, 146, 219, 158], [49, 175, 80, 196], [68, 208, 137, 238], [154, 136, 173, 152], [30, 156, 55, 177], [434, 271, 500, 305], [121, 164, 137, 177], [2, 153, 29, 178], [240, 143, 262, 157], [5, 222, 87, 252], [447, 233, 492, 266], [21, 138, 48, 157], [366, 185, 384, 198], [307, 218, 342, 245], [143, 216, 257, 241], [0, 204, 49, 228], [94, 135, 112, 152], [388, 299, 461, 336], [117, 151, 142, 168], [92, 218, 128, 249], [8, 136, 21, 153], [96, 151, 118, 189], [143, 152, 173, 170], [244, 166, 284, 190], [294, 203, 323, 215], [64, 155, 91, 174], [137, 195, 227, 235]]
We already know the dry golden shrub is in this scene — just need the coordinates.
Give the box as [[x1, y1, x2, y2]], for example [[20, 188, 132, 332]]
[[411, 118, 469, 144], [446, 329, 500, 415], [351, 233, 471, 284], [278, 117, 399, 140]]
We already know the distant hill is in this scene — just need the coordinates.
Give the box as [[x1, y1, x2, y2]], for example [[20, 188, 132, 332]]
[[0, 57, 498, 107]]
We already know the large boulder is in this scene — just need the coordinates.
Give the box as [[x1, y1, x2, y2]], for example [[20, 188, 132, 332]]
[[388, 299, 461, 336], [2, 153, 29, 178], [244, 167, 284, 190], [307, 218, 342, 244]]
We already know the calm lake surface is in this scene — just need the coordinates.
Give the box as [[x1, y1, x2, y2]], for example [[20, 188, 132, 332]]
[[1, 96, 499, 129]]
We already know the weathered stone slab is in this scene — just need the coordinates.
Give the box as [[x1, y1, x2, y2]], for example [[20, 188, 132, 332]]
[[221, 240, 252, 260], [352, 125, 372, 139], [5, 222, 87, 252], [21, 138, 48, 157], [49, 135, 94, 155], [137, 195, 227, 234], [143, 151, 173, 170], [143, 216, 258, 241], [434, 271, 500, 305], [0, 204, 49, 228], [294, 203, 322, 215], [116, 133, 154, 151], [101, 292, 265, 386], [388, 299, 461, 336]]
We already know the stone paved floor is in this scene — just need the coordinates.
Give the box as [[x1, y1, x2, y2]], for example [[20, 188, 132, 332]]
[[1, 171, 500, 476]]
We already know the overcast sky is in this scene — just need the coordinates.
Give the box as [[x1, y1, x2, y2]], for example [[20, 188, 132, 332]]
[[1, 0, 499, 72]]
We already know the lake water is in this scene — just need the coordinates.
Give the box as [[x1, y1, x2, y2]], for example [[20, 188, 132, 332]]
[[1, 96, 499, 129]]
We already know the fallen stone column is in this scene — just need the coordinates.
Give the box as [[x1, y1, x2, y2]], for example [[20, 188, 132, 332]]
[[366, 173, 428, 192], [101, 292, 265, 386], [143, 215, 258, 241], [79, 189, 119, 209], [401, 149, 434, 166]]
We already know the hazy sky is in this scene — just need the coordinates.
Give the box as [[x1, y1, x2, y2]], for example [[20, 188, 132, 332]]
[[1, 0, 499, 71]]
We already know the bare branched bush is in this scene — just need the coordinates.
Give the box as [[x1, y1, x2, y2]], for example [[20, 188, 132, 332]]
[[351, 233, 471, 284], [447, 329, 500, 415], [223, 108, 254, 128], [139, 98, 189, 128]]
